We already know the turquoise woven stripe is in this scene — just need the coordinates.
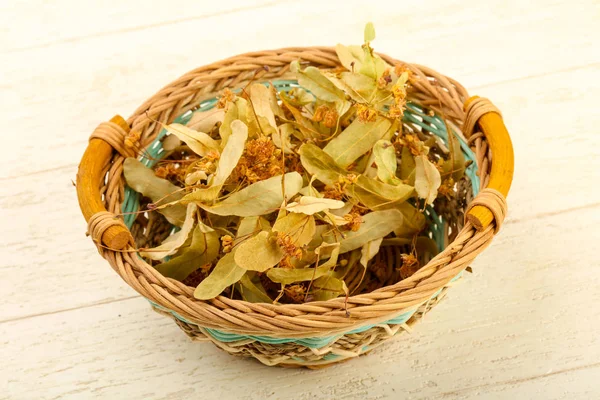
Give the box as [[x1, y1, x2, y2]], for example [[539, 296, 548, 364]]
[[205, 308, 416, 348], [129, 79, 479, 351], [149, 272, 461, 348], [150, 302, 417, 348], [149, 274, 460, 349]]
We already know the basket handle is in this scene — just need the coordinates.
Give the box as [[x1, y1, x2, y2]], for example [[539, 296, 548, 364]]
[[464, 96, 514, 231], [76, 115, 132, 250]]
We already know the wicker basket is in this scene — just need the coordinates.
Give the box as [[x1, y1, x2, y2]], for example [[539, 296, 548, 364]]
[[76, 47, 513, 368]]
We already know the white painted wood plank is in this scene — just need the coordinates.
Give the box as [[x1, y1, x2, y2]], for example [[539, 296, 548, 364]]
[[0, 170, 135, 322], [2, 208, 599, 399], [482, 65, 600, 220], [0, 0, 283, 53], [1, 0, 598, 178], [2, 64, 599, 322], [443, 364, 600, 399]]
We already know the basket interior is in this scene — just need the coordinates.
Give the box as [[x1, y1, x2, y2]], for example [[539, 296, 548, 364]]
[[122, 79, 479, 296]]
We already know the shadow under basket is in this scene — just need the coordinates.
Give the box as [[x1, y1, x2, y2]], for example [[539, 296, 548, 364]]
[[77, 47, 514, 368]]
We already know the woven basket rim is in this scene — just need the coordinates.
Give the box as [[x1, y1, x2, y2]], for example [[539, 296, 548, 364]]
[[82, 46, 503, 338]]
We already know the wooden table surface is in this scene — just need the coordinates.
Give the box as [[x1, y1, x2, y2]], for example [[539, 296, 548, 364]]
[[2, 1, 599, 399]]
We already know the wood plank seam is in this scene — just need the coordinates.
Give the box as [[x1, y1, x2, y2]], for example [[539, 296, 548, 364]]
[[440, 362, 600, 398]]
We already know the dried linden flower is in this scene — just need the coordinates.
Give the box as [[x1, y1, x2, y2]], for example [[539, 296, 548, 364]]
[[323, 108, 339, 128], [399, 253, 420, 279], [216, 88, 235, 109], [394, 63, 413, 80], [343, 212, 363, 232], [276, 232, 303, 258], [312, 105, 328, 122], [357, 104, 378, 122], [285, 284, 306, 303], [388, 104, 403, 119], [221, 235, 233, 253], [377, 68, 392, 89], [438, 177, 455, 200]]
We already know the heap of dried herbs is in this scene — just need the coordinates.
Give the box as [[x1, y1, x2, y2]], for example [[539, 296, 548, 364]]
[[124, 24, 467, 304]]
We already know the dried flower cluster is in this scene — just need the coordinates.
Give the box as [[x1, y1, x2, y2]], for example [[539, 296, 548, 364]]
[[233, 137, 282, 183], [123, 24, 467, 304]]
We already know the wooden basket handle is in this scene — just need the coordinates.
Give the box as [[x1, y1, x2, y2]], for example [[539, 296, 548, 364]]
[[76, 115, 132, 250], [464, 96, 514, 231]]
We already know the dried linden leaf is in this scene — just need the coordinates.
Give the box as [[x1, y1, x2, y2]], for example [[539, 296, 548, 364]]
[[280, 98, 320, 140], [155, 223, 220, 281], [161, 134, 181, 152], [187, 108, 225, 133], [284, 196, 345, 215], [193, 172, 303, 216], [360, 237, 383, 268], [291, 61, 349, 107], [325, 71, 378, 103], [299, 175, 323, 198], [399, 146, 416, 184], [323, 116, 393, 168], [181, 119, 248, 202], [194, 252, 246, 300], [350, 176, 414, 209], [267, 267, 324, 285], [280, 87, 315, 106], [267, 244, 340, 285], [299, 143, 414, 206], [373, 139, 401, 185], [331, 249, 361, 279], [322, 211, 350, 226], [140, 203, 197, 260], [273, 213, 316, 248], [443, 132, 466, 180], [362, 149, 378, 179], [393, 202, 426, 237], [273, 123, 296, 153], [123, 158, 186, 226], [238, 273, 272, 303], [164, 123, 219, 157], [329, 199, 354, 217], [234, 231, 284, 272], [237, 216, 271, 238], [220, 98, 245, 144], [335, 44, 364, 72], [249, 83, 277, 130], [334, 209, 404, 253], [268, 85, 285, 119], [315, 241, 340, 259], [184, 170, 208, 186], [312, 276, 346, 301], [247, 111, 277, 138], [359, 46, 390, 80], [298, 143, 348, 185], [415, 155, 442, 205], [364, 22, 376, 43]]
